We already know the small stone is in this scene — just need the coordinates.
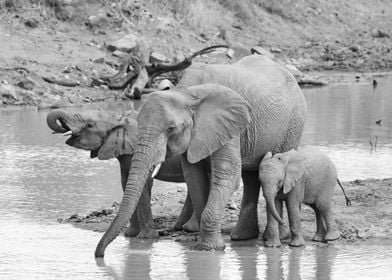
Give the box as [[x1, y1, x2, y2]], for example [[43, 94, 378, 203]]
[[250, 46, 275, 59], [149, 51, 169, 64], [158, 79, 174, 90], [88, 14, 109, 29], [0, 82, 18, 100], [371, 28, 389, 38], [270, 47, 282, 53], [107, 34, 139, 53], [112, 50, 129, 58], [93, 57, 105, 64], [16, 78, 35, 90], [24, 18, 39, 28], [226, 48, 235, 59]]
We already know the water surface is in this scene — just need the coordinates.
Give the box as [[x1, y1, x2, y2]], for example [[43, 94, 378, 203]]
[[1, 76, 392, 279]]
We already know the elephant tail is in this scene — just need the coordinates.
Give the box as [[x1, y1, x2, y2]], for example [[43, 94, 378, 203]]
[[337, 179, 352, 206]]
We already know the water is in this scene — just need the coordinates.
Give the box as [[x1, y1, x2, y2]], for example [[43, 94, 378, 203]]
[[1, 76, 392, 279]]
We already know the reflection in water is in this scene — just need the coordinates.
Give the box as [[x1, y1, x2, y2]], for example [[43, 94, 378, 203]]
[[2, 77, 392, 279]]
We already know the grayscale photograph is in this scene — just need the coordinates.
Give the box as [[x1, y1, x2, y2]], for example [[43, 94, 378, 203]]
[[1, 0, 392, 279]]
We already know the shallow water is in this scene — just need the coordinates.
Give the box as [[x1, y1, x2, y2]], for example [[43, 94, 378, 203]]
[[1, 76, 392, 279]]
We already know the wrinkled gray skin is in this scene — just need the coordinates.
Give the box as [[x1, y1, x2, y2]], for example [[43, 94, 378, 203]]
[[46, 109, 200, 237], [95, 55, 308, 258], [259, 148, 342, 248]]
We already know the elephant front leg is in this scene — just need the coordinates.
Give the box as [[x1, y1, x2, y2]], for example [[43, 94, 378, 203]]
[[135, 177, 159, 239], [199, 138, 241, 250], [231, 170, 260, 240], [287, 198, 305, 247]]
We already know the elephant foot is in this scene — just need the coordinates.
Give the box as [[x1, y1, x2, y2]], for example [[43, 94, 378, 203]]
[[195, 231, 226, 251], [289, 237, 305, 247], [182, 214, 199, 232], [124, 225, 140, 237], [231, 218, 259, 240], [324, 230, 340, 241], [264, 238, 281, 248], [279, 225, 291, 240], [136, 228, 159, 239], [312, 233, 325, 242]]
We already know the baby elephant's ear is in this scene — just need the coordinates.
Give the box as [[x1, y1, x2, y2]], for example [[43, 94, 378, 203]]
[[98, 125, 137, 160], [283, 152, 305, 194]]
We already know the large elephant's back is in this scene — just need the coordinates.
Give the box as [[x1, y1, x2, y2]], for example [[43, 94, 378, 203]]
[[178, 55, 307, 169]]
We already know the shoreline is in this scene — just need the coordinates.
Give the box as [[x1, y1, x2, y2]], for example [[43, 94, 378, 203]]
[[59, 177, 392, 247]]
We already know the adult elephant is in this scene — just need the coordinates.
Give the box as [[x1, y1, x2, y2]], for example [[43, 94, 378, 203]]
[[95, 55, 308, 258], [46, 109, 199, 237]]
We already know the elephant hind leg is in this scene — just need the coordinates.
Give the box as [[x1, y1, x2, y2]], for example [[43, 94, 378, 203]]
[[317, 202, 340, 241], [231, 170, 260, 240], [173, 194, 194, 231], [309, 204, 327, 242]]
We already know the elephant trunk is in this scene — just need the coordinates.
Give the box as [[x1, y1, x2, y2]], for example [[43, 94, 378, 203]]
[[46, 110, 70, 133], [95, 134, 163, 258], [264, 191, 284, 225]]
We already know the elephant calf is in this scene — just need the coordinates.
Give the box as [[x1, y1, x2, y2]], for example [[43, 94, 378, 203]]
[[259, 148, 351, 247]]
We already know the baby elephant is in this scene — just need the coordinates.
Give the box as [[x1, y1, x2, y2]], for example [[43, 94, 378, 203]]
[[259, 148, 351, 247]]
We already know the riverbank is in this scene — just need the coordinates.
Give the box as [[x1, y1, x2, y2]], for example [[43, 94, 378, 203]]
[[1, 1, 392, 107], [59, 177, 392, 247]]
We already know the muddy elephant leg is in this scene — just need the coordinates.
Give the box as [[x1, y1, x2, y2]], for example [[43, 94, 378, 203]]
[[134, 177, 159, 238], [173, 193, 197, 231], [287, 198, 305, 247], [320, 203, 340, 241], [264, 198, 282, 247], [231, 170, 260, 240], [180, 156, 209, 233], [310, 204, 326, 242]]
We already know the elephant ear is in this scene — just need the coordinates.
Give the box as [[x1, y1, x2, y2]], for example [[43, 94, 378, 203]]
[[283, 151, 305, 194], [97, 124, 138, 160], [185, 83, 251, 163]]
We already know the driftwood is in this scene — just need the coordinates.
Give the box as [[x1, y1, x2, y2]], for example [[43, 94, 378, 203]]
[[99, 45, 229, 98], [42, 76, 80, 87]]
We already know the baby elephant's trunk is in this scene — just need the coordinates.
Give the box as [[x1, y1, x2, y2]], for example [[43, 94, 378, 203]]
[[264, 192, 284, 225]]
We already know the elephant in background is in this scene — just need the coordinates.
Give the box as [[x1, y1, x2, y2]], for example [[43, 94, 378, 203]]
[[95, 54, 308, 257], [46, 109, 200, 238], [259, 148, 351, 247]]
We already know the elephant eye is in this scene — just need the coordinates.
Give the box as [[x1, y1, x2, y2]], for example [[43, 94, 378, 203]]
[[86, 122, 94, 128], [167, 125, 176, 135]]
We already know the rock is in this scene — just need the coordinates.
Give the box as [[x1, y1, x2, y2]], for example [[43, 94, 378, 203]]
[[149, 51, 169, 64], [93, 57, 105, 64], [16, 78, 35, 90], [371, 28, 389, 38], [270, 47, 282, 53], [107, 34, 139, 53], [24, 18, 39, 28], [112, 50, 129, 59], [87, 14, 109, 29], [158, 79, 174, 90], [250, 46, 275, 59], [0, 82, 18, 100], [226, 48, 235, 59], [229, 43, 250, 60]]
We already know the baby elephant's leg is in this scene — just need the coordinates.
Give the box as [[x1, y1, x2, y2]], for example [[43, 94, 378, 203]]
[[310, 204, 326, 242], [287, 198, 305, 247], [319, 203, 340, 241]]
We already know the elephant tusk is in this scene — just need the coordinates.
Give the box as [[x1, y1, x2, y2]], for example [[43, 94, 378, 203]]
[[62, 130, 72, 137], [151, 163, 162, 178]]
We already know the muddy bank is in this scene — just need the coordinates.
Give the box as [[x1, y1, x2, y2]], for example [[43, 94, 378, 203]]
[[59, 178, 392, 246], [1, 1, 392, 108]]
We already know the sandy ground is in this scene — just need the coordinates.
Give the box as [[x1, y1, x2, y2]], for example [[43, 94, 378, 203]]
[[59, 178, 392, 247]]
